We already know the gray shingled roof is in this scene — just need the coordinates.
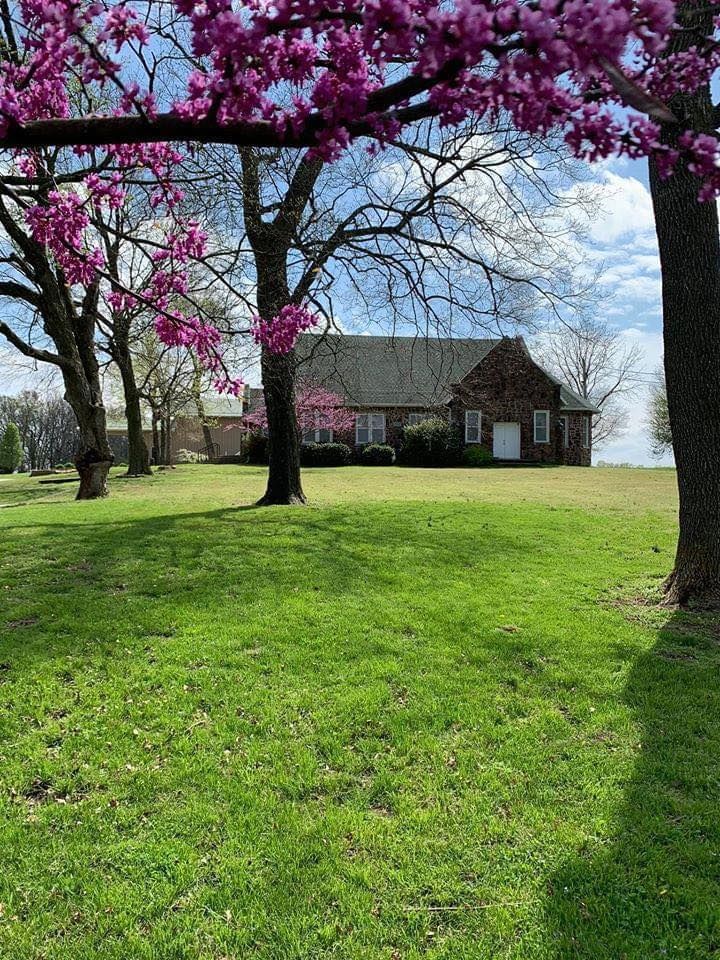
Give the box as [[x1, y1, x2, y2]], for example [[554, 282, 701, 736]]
[[295, 334, 498, 406], [295, 334, 600, 413]]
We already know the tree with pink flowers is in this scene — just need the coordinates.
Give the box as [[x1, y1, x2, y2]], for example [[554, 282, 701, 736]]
[[0, 0, 717, 601], [243, 383, 356, 437]]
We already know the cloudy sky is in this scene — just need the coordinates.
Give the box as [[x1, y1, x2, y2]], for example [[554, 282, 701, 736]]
[[0, 152, 670, 467], [568, 156, 670, 466]]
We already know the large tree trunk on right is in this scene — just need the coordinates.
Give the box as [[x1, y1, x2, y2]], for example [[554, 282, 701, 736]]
[[649, 3, 720, 608]]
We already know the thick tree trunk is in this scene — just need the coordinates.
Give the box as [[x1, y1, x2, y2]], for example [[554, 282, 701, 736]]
[[648, 4, 720, 607], [63, 371, 113, 500], [257, 346, 305, 505]]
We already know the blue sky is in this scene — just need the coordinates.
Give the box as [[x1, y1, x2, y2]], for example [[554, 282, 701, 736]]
[[0, 154, 670, 467], [567, 155, 670, 466]]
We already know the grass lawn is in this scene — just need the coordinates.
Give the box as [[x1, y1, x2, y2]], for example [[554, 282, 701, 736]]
[[0, 464, 718, 959]]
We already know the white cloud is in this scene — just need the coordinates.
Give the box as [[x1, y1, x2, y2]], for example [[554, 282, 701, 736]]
[[583, 171, 656, 245], [597, 328, 672, 467]]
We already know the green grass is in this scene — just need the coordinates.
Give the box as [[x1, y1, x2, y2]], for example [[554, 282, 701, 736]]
[[0, 464, 718, 959]]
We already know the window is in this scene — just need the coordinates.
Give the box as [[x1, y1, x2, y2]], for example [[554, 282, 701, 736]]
[[303, 427, 333, 444], [560, 415, 569, 448], [582, 416, 590, 449], [356, 413, 385, 444], [534, 410, 550, 444], [465, 410, 481, 443], [408, 412, 430, 426]]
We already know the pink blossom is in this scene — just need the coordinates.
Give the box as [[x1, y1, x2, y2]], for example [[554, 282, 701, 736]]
[[250, 304, 318, 354]]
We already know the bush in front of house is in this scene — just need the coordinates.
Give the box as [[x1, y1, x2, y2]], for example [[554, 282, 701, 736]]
[[176, 448, 199, 464], [244, 431, 268, 465], [300, 442, 352, 467], [399, 417, 462, 467], [0, 422, 23, 473], [462, 444, 493, 467], [359, 443, 395, 465]]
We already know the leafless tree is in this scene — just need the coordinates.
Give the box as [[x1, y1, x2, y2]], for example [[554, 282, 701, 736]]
[[534, 317, 645, 449], [189, 118, 600, 503], [0, 390, 78, 469], [647, 366, 673, 460]]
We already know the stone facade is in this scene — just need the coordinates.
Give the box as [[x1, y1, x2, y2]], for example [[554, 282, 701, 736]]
[[332, 339, 592, 466], [448, 337, 591, 466]]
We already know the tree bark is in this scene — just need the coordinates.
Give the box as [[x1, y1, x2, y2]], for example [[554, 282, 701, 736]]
[[116, 351, 151, 477], [110, 328, 151, 477], [648, 3, 720, 607], [257, 346, 305, 505], [62, 363, 113, 500], [240, 148, 323, 506]]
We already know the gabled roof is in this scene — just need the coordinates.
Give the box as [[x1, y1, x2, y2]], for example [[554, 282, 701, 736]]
[[295, 334, 499, 406], [296, 333, 601, 413]]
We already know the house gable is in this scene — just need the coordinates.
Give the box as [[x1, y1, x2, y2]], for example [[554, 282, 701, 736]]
[[449, 337, 591, 464]]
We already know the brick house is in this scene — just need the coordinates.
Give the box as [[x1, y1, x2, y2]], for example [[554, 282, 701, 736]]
[[295, 334, 599, 465]]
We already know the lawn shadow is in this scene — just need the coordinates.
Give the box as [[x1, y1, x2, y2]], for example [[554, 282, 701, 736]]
[[544, 605, 720, 959], [1, 500, 535, 669]]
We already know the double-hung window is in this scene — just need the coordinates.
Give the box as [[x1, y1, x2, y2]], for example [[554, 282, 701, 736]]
[[465, 410, 481, 443], [303, 426, 333, 444], [582, 416, 590, 449], [356, 413, 385, 444], [534, 410, 550, 444], [408, 412, 430, 426]]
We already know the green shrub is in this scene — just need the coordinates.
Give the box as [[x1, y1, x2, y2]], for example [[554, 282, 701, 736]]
[[399, 417, 462, 467], [359, 443, 395, 465], [244, 431, 268, 465], [300, 442, 352, 467], [0, 422, 23, 473], [176, 448, 199, 464], [462, 445, 493, 467]]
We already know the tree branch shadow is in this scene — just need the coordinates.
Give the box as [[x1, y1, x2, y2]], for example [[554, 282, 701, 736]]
[[544, 604, 720, 959]]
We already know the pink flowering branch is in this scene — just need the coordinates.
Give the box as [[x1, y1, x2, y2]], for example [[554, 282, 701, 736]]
[[1, 0, 720, 384], [241, 382, 355, 434]]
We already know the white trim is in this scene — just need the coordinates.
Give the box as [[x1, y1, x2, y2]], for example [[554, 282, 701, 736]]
[[465, 409, 482, 443], [355, 413, 386, 445], [582, 416, 590, 449], [534, 410, 550, 444]]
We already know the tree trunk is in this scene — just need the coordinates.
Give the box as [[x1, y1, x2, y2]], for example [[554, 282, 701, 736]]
[[257, 346, 305, 505], [151, 416, 160, 465], [63, 371, 113, 500], [162, 416, 173, 465], [112, 338, 151, 477], [648, 4, 720, 607]]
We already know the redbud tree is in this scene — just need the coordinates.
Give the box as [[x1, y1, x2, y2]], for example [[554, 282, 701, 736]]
[[0, 0, 716, 379]]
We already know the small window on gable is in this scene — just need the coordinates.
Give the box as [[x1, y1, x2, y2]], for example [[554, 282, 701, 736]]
[[582, 416, 590, 449], [534, 410, 549, 444], [560, 415, 569, 448], [465, 410, 481, 443], [356, 413, 385, 445]]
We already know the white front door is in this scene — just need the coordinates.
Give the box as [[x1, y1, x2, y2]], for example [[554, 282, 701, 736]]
[[493, 422, 521, 460]]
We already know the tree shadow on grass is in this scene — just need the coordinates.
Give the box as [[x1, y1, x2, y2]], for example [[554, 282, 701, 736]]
[[0, 500, 536, 669], [544, 605, 720, 959]]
